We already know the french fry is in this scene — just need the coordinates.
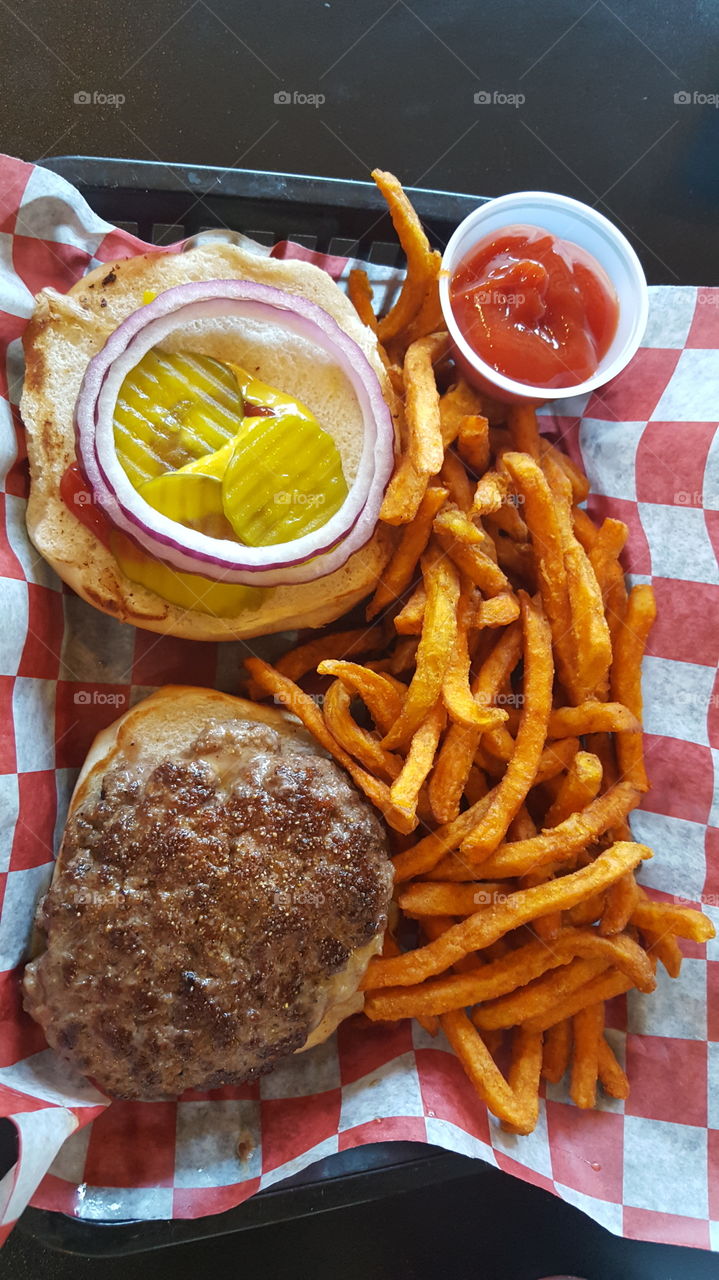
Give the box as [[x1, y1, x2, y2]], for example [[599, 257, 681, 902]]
[[363, 927, 655, 1018], [382, 550, 461, 750], [441, 1010, 542, 1134], [390, 700, 446, 819], [523, 966, 643, 1034], [347, 267, 378, 332], [457, 414, 490, 474], [471, 594, 521, 629], [323, 680, 403, 782], [542, 1018, 572, 1083], [371, 169, 441, 343], [364, 842, 652, 988], [317, 660, 404, 735], [541, 441, 591, 503], [379, 931, 438, 1037], [244, 659, 417, 834], [598, 1036, 630, 1099], [572, 504, 600, 551], [460, 593, 554, 862], [366, 483, 448, 619], [570, 1002, 604, 1109], [501, 1026, 544, 1133], [610, 583, 657, 791]]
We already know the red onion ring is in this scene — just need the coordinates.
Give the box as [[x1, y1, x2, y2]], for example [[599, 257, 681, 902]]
[[75, 280, 394, 586]]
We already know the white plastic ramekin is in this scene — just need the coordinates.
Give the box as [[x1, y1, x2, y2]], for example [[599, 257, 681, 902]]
[[439, 191, 649, 405]]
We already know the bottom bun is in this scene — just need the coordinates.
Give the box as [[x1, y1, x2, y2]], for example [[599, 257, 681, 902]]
[[23, 687, 393, 1098]]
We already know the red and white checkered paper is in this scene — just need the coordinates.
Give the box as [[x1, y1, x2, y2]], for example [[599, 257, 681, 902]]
[[0, 153, 717, 1252]]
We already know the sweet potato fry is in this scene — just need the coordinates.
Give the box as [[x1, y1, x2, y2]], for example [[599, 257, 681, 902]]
[[541, 441, 590, 503], [390, 700, 446, 819], [434, 510, 512, 597], [363, 926, 654, 1017], [244, 659, 417, 834], [393, 581, 426, 634], [548, 701, 640, 738], [542, 1018, 571, 1083], [501, 1026, 544, 1133], [402, 333, 449, 475], [442, 586, 508, 730], [523, 966, 643, 1034], [248, 625, 384, 696], [599, 871, 640, 936], [501, 451, 576, 692], [457, 414, 490, 474], [382, 550, 461, 750], [440, 448, 474, 511], [640, 926, 683, 978], [570, 1001, 604, 1109], [427, 623, 521, 825], [610, 583, 657, 791], [472, 957, 609, 1031], [441, 1010, 542, 1134], [364, 842, 651, 988], [630, 897, 715, 943], [366, 484, 448, 620], [439, 379, 485, 447], [598, 1036, 629, 1099], [543, 451, 612, 701], [472, 594, 521, 629], [508, 404, 542, 458], [588, 517, 628, 598], [347, 266, 378, 332], [478, 782, 640, 878], [572, 504, 600, 551], [372, 169, 440, 343], [461, 592, 554, 862], [544, 750, 603, 827], [322, 680, 402, 782], [317, 660, 404, 735], [472, 471, 509, 516], [380, 453, 430, 525]]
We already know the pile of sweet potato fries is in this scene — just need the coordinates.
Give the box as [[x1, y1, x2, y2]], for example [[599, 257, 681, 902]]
[[245, 171, 714, 1134]]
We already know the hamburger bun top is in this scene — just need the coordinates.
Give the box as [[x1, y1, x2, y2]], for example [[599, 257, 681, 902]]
[[21, 242, 397, 641]]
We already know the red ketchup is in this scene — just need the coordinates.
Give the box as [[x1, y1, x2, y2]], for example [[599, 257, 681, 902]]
[[449, 225, 619, 389], [60, 464, 112, 548]]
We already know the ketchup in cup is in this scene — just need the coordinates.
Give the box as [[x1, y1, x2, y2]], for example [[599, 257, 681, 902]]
[[449, 224, 619, 391]]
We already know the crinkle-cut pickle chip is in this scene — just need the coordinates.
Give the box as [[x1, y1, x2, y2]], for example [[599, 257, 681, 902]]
[[111, 531, 265, 618], [140, 470, 234, 540], [114, 349, 246, 487], [221, 411, 348, 546]]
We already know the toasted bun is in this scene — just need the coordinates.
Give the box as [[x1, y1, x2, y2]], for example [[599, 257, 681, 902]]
[[21, 243, 397, 641]]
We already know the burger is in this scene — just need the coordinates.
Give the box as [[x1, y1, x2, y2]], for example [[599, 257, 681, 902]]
[[20, 240, 397, 641], [23, 687, 394, 1099]]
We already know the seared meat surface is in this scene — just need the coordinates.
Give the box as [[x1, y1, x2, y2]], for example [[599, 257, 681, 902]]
[[23, 718, 392, 1098]]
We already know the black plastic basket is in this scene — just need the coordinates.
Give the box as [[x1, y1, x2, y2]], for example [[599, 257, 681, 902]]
[[14, 156, 487, 1256]]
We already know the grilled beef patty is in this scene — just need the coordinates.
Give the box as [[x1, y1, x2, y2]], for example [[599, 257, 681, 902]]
[[23, 717, 392, 1099]]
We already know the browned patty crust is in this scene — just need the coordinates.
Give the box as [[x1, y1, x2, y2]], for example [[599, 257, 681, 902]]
[[23, 718, 393, 1098]]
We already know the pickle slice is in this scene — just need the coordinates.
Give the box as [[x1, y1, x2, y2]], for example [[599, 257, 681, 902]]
[[221, 412, 348, 546], [114, 351, 246, 486], [228, 363, 312, 419], [140, 471, 235, 540], [111, 531, 264, 618]]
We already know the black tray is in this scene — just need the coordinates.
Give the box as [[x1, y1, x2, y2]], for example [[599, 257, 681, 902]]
[[16, 155, 488, 1256]]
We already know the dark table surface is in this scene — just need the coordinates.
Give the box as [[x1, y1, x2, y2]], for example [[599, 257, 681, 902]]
[[2, 1, 719, 1276]]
